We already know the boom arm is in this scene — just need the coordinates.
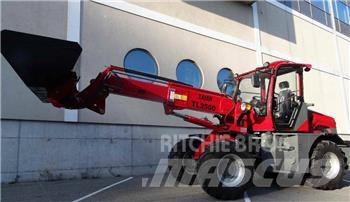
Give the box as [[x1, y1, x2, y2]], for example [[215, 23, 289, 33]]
[[49, 65, 234, 129], [1, 30, 234, 130]]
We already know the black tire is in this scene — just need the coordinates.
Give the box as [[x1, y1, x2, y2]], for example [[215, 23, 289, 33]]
[[309, 140, 348, 190], [196, 141, 254, 200], [168, 138, 201, 185], [253, 159, 279, 186]]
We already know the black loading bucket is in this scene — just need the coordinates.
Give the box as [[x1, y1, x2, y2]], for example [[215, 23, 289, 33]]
[[1, 30, 82, 102]]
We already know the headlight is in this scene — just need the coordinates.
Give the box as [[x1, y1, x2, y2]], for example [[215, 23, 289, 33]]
[[240, 103, 246, 111], [240, 102, 252, 111]]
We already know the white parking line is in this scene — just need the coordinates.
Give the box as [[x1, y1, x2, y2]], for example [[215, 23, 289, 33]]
[[72, 177, 133, 202], [244, 191, 251, 202]]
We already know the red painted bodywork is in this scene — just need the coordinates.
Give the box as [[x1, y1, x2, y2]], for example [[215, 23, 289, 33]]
[[309, 111, 337, 133], [24, 61, 338, 159]]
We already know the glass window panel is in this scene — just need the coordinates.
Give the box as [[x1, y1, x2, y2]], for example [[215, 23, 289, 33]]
[[336, 1, 350, 24], [312, 5, 327, 25], [291, 1, 300, 10], [325, 0, 330, 13], [124, 48, 158, 75], [339, 20, 350, 35], [326, 13, 332, 27], [300, 0, 312, 17], [176, 60, 202, 88], [281, 0, 292, 7], [333, 0, 338, 16], [335, 19, 342, 31], [311, 0, 325, 10], [279, 0, 299, 10]]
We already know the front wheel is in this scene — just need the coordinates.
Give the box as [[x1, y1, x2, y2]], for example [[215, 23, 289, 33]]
[[309, 140, 348, 190], [197, 142, 254, 200], [168, 138, 201, 185]]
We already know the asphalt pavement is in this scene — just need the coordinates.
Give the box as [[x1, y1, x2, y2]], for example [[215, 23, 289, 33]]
[[3, 147, 350, 201], [2, 172, 350, 202]]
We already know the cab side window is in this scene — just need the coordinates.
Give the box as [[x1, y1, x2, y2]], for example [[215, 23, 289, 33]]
[[274, 70, 299, 122]]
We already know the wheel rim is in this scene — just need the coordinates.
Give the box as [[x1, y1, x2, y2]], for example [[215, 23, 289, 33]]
[[216, 154, 245, 187], [321, 152, 340, 180]]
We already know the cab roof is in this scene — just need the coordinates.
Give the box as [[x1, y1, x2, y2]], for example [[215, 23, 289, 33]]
[[237, 60, 312, 79]]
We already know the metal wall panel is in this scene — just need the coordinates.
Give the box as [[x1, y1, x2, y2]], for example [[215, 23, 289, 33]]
[[1, 1, 68, 121], [78, 1, 257, 126]]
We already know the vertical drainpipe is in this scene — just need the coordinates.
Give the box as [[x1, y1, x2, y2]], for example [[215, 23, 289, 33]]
[[252, 2, 263, 66], [328, 0, 350, 134], [64, 0, 81, 122]]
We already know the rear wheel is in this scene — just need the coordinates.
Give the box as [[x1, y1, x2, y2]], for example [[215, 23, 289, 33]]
[[309, 140, 347, 190], [168, 138, 201, 185], [197, 142, 254, 200]]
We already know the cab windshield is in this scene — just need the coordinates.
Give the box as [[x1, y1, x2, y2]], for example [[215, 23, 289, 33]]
[[234, 70, 271, 115]]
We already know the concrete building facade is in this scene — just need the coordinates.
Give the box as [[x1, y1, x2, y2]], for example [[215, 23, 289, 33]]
[[1, 0, 350, 183]]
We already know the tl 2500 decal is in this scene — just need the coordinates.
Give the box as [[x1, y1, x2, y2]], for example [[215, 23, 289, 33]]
[[192, 94, 216, 111], [192, 101, 216, 111]]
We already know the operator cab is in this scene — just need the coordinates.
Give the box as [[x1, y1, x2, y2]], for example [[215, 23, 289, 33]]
[[235, 62, 310, 131]]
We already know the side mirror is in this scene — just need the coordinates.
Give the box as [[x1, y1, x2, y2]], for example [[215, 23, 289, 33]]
[[220, 80, 236, 96], [217, 68, 236, 96], [251, 73, 260, 88]]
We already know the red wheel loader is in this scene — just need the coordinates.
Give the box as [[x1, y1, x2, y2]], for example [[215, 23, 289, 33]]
[[1, 30, 348, 200]]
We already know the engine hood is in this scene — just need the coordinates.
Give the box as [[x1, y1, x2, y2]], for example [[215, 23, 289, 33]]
[[309, 110, 337, 133]]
